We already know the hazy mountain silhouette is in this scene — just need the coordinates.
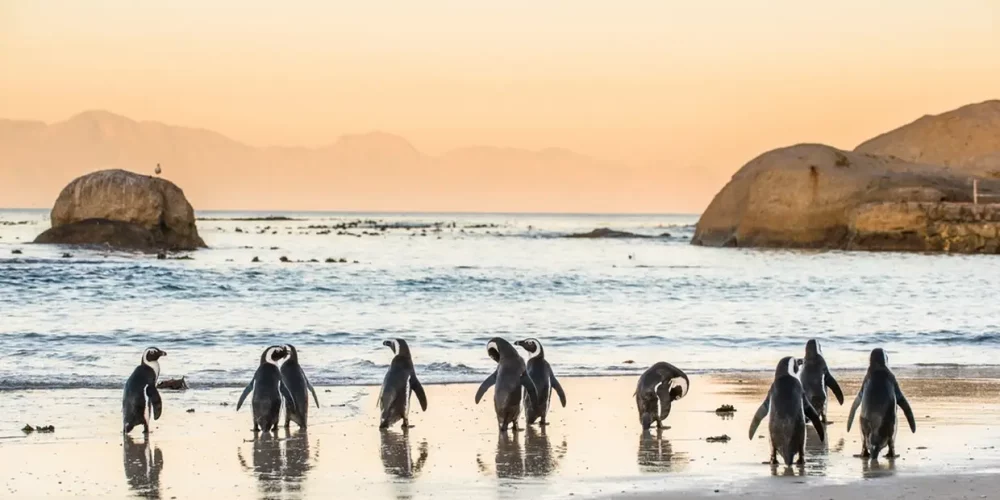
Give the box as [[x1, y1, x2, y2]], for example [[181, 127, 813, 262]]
[[0, 110, 688, 212]]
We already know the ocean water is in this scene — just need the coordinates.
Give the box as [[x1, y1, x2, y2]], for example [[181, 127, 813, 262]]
[[1, 209, 999, 391]]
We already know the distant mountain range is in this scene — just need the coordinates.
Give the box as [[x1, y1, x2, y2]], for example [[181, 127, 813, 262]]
[[0, 110, 713, 212]]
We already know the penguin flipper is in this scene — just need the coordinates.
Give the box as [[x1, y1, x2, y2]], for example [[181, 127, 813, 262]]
[[748, 388, 771, 440], [894, 382, 917, 433], [236, 380, 255, 412], [550, 374, 567, 407], [802, 396, 825, 442], [825, 369, 845, 405], [305, 374, 321, 408], [146, 385, 163, 420], [846, 390, 863, 432], [521, 372, 539, 406], [475, 370, 497, 404], [411, 375, 428, 411], [279, 381, 298, 416]]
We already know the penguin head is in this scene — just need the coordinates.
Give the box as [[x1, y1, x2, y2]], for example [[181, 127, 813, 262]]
[[282, 344, 298, 361], [262, 345, 288, 365], [142, 347, 167, 364], [870, 348, 889, 368], [775, 356, 798, 377], [383, 338, 410, 358], [805, 339, 822, 358], [513, 338, 543, 358], [486, 337, 515, 363]]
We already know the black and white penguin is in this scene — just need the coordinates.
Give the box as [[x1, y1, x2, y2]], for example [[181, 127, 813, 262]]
[[748, 357, 826, 466], [237, 345, 292, 433], [122, 347, 167, 434], [513, 338, 566, 426], [634, 362, 689, 430], [279, 344, 320, 429], [378, 338, 428, 429], [797, 339, 844, 423], [847, 348, 916, 460], [475, 337, 539, 432]]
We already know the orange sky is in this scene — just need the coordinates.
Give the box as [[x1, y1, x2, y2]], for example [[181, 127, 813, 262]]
[[2, 1, 999, 212]]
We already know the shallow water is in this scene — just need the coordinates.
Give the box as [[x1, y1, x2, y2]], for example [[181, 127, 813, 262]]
[[2, 209, 1000, 390]]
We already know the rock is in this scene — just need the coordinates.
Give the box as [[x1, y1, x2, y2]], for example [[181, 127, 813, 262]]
[[11, 249, 22, 254], [279, 256, 290, 263], [21, 424, 55, 434], [157, 377, 189, 390], [156, 252, 167, 260], [855, 100, 1000, 176], [251, 256, 260, 262], [60, 252, 72, 258], [325, 257, 336, 263], [34, 219, 158, 250], [186, 408, 196, 413], [705, 434, 731, 443], [715, 404, 736, 413], [565, 228, 667, 239], [34, 169, 206, 252], [692, 144, 1000, 251]]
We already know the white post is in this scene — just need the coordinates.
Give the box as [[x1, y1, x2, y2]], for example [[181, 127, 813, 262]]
[[974, 179, 979, 205]]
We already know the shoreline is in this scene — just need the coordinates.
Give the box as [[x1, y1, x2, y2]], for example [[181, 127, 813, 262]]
[[2, 372, 999, 498]]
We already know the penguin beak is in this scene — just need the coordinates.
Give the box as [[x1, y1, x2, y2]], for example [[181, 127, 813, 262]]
[[513, 340, 524, 348]]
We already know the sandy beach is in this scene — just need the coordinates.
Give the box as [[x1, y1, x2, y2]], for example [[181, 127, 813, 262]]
[[2, 369, 999, 499]]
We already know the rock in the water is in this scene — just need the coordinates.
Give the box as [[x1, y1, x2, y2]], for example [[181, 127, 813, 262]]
[[34, 219, 158, 250], [279, 256, 290, 263], [251, 256, 260, 263], [34, 169, 206, 252], [11, 249, 22, 254], [565, 228, 657, 239], [60, 252, 72, 258], [157, 377, 189, 390], [692, 144, 1000, 252]]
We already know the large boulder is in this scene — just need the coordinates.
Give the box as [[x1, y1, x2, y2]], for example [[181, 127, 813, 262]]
[[34, 169, 205, 251], [855, 100, 1000, 176], [691, 144, 1000, 250], [693, 100, 1000, 252]]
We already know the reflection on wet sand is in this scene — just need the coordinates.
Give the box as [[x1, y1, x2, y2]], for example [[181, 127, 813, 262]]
[[770, 463, 806, 477], [237, 429, 313, 497], [862, 457, 897, 479], [379, 428, 429, 478], [123, 435, 163, 499], [523, 426, 566, 477], [494, 431, 525, 478], [637, 429, 687, 473]]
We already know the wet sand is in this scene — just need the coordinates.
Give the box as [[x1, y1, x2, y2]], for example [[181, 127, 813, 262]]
[[1, 371, 999, 499]]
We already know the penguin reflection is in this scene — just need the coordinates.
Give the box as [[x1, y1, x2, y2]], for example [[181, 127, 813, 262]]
[[379, 428, 428, 478], [494, 431, 525, 478], [237, 429, 313, 496], [637, 429, 685, 473], [523, 426, 565, 477], [862, 457, 896, 479], [123, 435, 163, 499], [770, 463, 806, 477]]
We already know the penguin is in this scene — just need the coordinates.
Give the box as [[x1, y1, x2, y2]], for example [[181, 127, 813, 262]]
[[122, 347, 167, 434], [847, 348, 916, 460], [634, 362, 689, 430], [378, 339, 428, 429], [237, 345, 292, 433], [475, 337, 539, 432], [748, 357, 826, 466], [513, 338, 566, 426], [279, 344, 320, 429], [796, 339, 844, 423]]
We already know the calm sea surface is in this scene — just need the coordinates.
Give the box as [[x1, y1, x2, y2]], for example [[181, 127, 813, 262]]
[[1, 209, 998, 390]]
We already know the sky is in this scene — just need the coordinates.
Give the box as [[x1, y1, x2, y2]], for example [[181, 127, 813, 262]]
[[1, 1, 999, 211]]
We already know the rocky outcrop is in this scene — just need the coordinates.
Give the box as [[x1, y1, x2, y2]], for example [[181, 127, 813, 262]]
[[693, 100, 1000, 253], [855, 100, 1000, 176], [34, 169, 205, 251]]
